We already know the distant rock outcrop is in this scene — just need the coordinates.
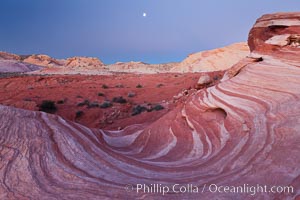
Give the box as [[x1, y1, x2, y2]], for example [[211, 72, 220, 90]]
[[0, 53, 106, 73], [0, 51, 21, 61], [23, 54, 64, 67], [0, 60, 42, 73], [65, 57, 104, 68], [0, 43, 249, 74], [107, 61, 177, 74], [171, 42, 249, 72]]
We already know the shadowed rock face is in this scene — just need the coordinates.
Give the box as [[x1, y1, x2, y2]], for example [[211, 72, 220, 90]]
[[1, 12, 300, 199], [0, 60, 42, 73]]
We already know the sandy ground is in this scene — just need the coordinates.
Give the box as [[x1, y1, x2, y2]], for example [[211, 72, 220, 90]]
[[0, 72, 222, 130]]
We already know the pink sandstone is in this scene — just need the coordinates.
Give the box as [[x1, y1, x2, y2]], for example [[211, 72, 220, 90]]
[[0, 12, 300, 199]]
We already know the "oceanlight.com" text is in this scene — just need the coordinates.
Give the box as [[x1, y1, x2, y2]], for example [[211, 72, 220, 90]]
[[124, 183, 294, 196]]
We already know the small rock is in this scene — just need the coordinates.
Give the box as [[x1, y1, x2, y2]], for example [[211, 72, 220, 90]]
[[242, 123, 250, 132], [196, 74, 212, 89], [127, 92, 136, 98]]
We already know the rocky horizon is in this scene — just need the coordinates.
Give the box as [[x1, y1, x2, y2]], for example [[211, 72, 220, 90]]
[[0, 42, 249, 74]]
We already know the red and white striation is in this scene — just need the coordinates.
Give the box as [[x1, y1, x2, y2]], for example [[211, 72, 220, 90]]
[[0, 12, 300, 199]]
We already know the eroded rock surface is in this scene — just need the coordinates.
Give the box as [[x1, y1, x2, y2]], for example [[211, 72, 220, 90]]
[[0, 12, 300, 199], [0, 43, 248, 74], [0, 60, 42, 73], [23, 54, 64, 68], [171, 42, 249, 72]]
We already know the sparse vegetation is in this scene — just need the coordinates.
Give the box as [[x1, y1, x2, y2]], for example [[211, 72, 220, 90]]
[[0, 72, 26, 78], [152, 104, 164, 111], [131, 103, 165, 116], [57, 100, 64, 104], [87, 102, 99, 108], [102, 84, 109, 89], [112, 96, 127, 104], [77, 99, 90, 107], [132, 105, 147, 116], [23, 98, 32, 101], [75, 110, 84, 118], [98, 92, 104, 96], [100, 101, 113, 108], [136, 84, 143, 88], [157, 83, 164, 88], [39, 100, 57, 113], [213, 75, 219, 81]]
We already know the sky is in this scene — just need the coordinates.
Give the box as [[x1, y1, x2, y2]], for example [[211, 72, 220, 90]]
[[0, 0, 299, 64]]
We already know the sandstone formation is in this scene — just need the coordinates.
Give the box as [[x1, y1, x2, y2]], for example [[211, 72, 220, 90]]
[[195, 74, 212, 89], [0, 52, 42, 73], [0, 12, 300, 199], [22, 54, 64, 68], [0, 51, 21, 60], [107, 61, 177, 74], [65, 56, 104, 68], [0, 60, 42, 73], [171, 42, 249, 72], [0, 44, 248, 74]]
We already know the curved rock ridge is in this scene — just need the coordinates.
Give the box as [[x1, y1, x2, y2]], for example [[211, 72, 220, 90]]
[[0, 52, 21, 60], [171, 42, 249, 72], [249, 12, 300, 62], [1, 12, 300, 199], [22, 54, 65, 68]]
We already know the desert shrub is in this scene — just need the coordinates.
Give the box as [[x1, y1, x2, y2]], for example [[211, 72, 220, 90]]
[[77, 102, 85, 107], [213, 75, 219, 81], [98, 92, 104, 96], [39, 100, 57, 113], [152, 104, 164, 111], [87, 102, 99, 108], [127, 92, 136, 98], [57, 100, 64, 104], [75, 110, 84, 118], [77, 99, 90, 107], [132, 105, 147, 116], [100, 101, 113, 108], [112, 96, 127, 104], [23, 98, 32, 101], [157, 83, 164, 88], [102, 84, 109, 89], [136, 84, 143, 88]]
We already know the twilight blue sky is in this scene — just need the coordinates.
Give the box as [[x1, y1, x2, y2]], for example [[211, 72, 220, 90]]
[[0, 0, 299, 64]]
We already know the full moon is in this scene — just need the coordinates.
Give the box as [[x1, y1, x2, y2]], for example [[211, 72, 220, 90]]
[[143, 12, 147, 17]]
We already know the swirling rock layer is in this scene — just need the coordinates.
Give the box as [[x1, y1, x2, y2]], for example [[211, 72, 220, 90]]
[[1, 12, 300, 199]]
